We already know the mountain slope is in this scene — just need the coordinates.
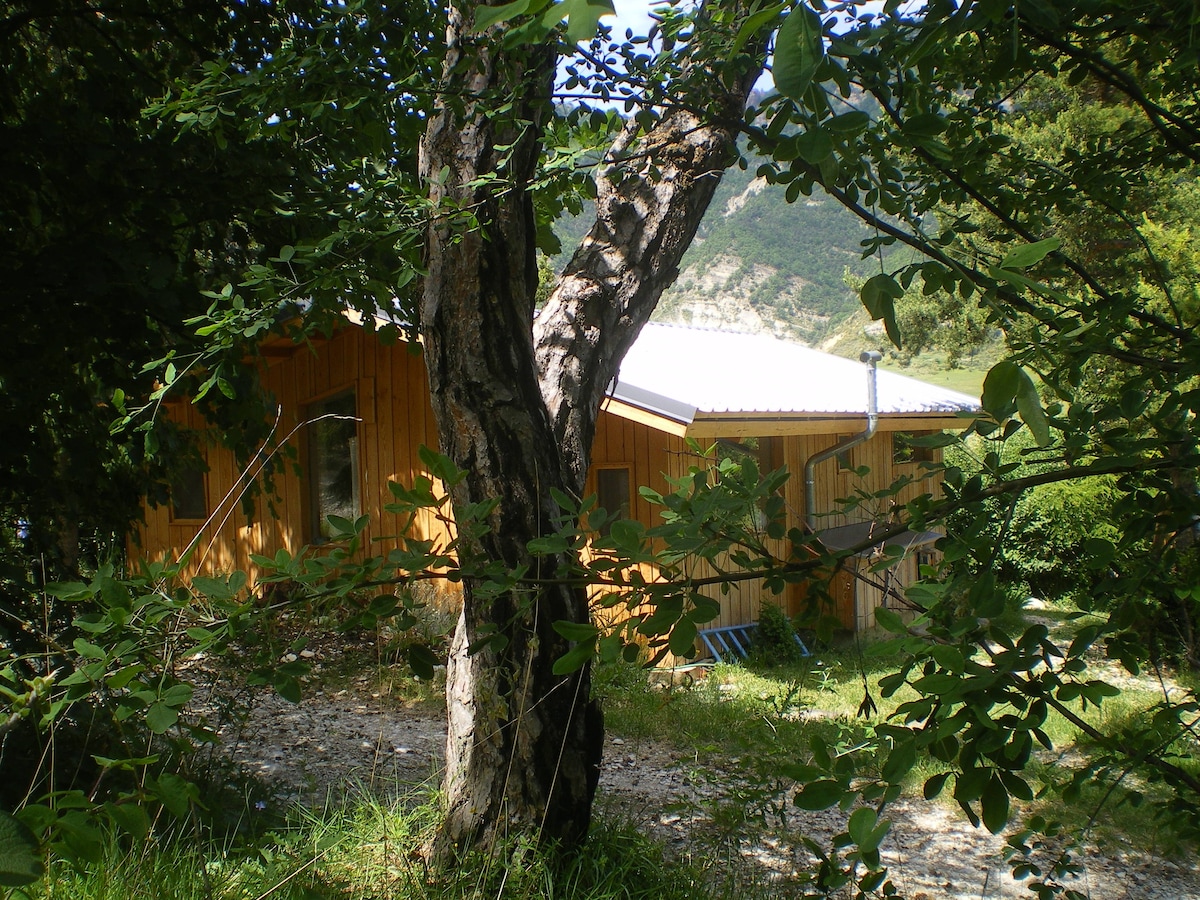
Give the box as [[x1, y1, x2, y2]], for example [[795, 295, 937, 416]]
[[655, 165, 878, 346], [550, 155, 995, 396]]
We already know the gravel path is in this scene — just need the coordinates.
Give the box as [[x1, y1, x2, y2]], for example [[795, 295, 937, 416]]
[[213, 675, 1200, 900]]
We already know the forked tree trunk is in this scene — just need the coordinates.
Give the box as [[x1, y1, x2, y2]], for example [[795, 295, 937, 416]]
[[418, 0, 765, 859]]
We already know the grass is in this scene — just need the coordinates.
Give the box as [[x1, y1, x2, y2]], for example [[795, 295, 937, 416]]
[[31, 793, 723, 900], [18, 603, 1198, 899], [596, 610, 1198, 860]]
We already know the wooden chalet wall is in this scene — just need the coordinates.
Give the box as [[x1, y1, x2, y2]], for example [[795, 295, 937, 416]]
[[134, 326, 453, 602], [780, 423, 943, 631], [587, 414, 948, 647], [135, 324, 951, 657]]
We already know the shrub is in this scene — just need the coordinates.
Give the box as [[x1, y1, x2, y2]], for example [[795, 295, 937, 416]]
[[1002, 475, 1123, 601], [748, 602, 807, 666]]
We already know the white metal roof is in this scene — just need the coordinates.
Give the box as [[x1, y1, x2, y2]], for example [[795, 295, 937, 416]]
[[612, 323, 978, 422]]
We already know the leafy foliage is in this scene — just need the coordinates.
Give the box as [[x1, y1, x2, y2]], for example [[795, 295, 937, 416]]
[[6, 0, 1200, 891]]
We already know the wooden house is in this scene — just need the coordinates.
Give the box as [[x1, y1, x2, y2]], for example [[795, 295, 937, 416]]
[[136, 321, 977, 640]]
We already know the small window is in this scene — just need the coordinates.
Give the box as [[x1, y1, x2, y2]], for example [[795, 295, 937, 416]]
[[596, 466, 631, 535], [835, 436, 854, 472], [916, 549, 939, 575], [170, 467, 207, 521], [307, 391, 360, 540], [893, 431, 937, 465]]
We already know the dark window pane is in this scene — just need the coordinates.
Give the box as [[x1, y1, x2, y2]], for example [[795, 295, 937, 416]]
[[835, 435, 854, 472], [893, 431, 937, 465], [596, 467, 631, 536], [171, 468, 207, 521], [892, 432, 915, 465], [308, 392, 359, 540]]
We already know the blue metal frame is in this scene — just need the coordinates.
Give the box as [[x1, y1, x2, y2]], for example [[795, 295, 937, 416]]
[[698, 623, 811, 661]]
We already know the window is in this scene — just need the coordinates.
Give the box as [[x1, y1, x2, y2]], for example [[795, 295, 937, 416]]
[[595, 466, 631, 535], [892, 431, 938, 465], [170, 466, 207, 521], [835, 436, 854, 472], [307, 391, 360, 540], [916, 549, 939, 575]]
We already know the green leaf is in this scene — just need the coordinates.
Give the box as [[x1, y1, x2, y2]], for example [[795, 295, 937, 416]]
[[981, 360, 1020, 418], [44, 581, 90, 601], [730, 4, 787, 59], [989, 265, 1075, 305], [929, 644, 964, 672], [161, 684, 194, 707], [923, 772, 950, 800], [552, 620, 600, 642], [104, 802, 150, 842], [847, 807, 876, 847], [873, 606, 906, 634], [860, 274, 903, 346], [0, 810, 42, 887], [273, 673, 302, 703], [881, 741, 917, 784], [982, 359, 1049, 445], [408, 644, 438, 680], [553, 0, 615, 43], [529, 534, 571, 555], [473, 0, 538, 32], [105, 663, 145, 690], [552, 638, 597, 675], [145, 702, 179, 734], [795, 125, 834, 163], [847, 806, 890, 852], [1000, 238, 1060, 270], [980, 773, 1010, 834], [1013, 368, 1051, 447], [151, 773, 196, 819], [668, 618, 698, 658], [826, 110, 871, 134], [417, 444, 465, 486], [902, 112, 948, 139], [368, 594, 398, 616], [774, 5, 824, 101], [793, 779, 845, 810]]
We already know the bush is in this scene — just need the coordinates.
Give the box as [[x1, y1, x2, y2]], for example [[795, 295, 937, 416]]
[[748, 603, 807, 666], [1002, 475, 1123, 601]]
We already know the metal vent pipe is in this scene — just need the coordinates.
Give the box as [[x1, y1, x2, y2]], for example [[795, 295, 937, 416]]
[[804, 350, 882, 531]]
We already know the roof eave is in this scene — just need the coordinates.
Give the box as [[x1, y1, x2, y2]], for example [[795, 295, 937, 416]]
[[684, 410, 976, 439]]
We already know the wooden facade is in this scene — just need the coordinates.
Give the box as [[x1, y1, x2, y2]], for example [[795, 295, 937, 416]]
[[135, 323, 966, 652], [585, 412, 949, 636], [135, 326, 454, 604]]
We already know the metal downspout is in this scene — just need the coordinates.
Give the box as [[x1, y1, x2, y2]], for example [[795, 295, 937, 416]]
[[804, 350, 882, 531]]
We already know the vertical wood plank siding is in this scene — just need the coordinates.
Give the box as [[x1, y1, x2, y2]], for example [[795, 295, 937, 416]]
[[133, 327, 456, 607], [134, 328, 946, 654]]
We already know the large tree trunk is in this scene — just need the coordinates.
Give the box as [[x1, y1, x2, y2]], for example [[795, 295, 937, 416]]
[[418, 3, 600, 859], [418, 0, 766, 859]]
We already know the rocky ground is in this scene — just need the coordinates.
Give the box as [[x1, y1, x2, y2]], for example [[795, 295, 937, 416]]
[[207, 661, 1200, 900]]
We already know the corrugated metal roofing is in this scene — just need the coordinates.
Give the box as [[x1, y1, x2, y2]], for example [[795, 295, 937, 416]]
[[613, 323, 979, 419]]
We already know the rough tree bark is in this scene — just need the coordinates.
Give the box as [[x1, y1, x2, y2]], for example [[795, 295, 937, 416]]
[[417, 0, 765, 858]]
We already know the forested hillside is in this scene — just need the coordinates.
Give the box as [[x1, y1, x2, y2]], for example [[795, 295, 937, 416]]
[[553, 153, 997, 392], [654, 162, 878, 345]]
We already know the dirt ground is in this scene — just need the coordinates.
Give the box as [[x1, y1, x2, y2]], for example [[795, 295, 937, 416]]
[[209, 666, 1200, 900]]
